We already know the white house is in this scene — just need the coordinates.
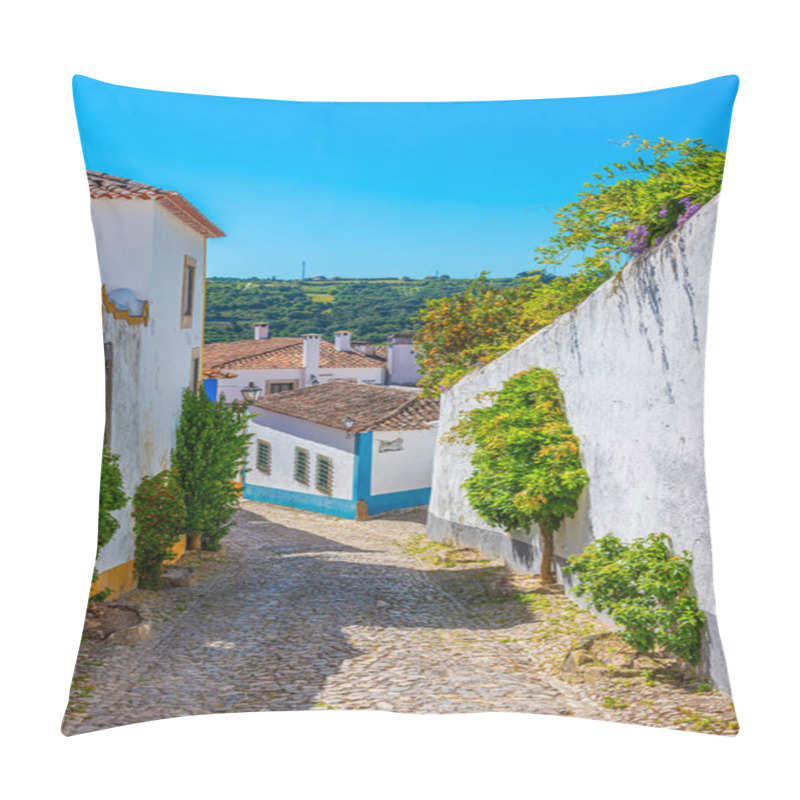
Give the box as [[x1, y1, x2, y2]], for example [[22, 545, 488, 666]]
[[243, 382, 439, 519], [89, 170, 225, 598], [202, 326, 421, 403]]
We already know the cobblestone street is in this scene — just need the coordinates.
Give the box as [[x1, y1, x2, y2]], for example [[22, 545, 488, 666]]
[[64, 502, 611, 733], [64, 501, 737, 735]]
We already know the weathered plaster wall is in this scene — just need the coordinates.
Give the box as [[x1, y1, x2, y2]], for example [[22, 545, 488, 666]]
[[96, 201, 205, 581], [427, 196, 731, 692]]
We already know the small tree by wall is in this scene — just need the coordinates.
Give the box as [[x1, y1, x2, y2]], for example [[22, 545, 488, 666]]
[[172, 388, 252, 551], [92, 447, 128, 601], [449, 368, 588, 583]]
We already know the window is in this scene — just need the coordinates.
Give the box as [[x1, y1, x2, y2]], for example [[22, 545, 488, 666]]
[[256, 440, 272, 474], [181, 256, 197, 328], [294, 447, 310, 485], [316, 455, 334, 495], [190, 346, 201, 392], [268, 381, 297, 394], [103, 341, 113, 447]]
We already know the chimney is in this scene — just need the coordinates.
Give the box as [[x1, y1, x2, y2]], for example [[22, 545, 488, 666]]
[[254, 323, 270, 340], [302, 333, 321, 384], [387, 333, 419, 386], [334, 331, 352, 352]]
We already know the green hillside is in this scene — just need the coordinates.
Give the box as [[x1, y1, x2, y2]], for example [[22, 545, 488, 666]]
[[203, 276, 520, 344]]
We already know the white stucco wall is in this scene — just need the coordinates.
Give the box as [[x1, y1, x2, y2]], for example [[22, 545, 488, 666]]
[[387, 342, 421, 386], [370, 426, 437, 495], [318, 367, 386, 386], [214, 365, 386, 401], [96, 200, 205, 574], [246, 410, 355, 501], [427, 196, 731, 691]]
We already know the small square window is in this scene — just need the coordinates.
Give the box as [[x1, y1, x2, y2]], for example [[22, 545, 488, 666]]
[[294, 447, 310, 485], [269, 381, 296, 394], [256, 440, 272, 474]]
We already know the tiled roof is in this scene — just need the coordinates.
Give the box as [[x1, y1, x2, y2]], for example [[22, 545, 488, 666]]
[[204, 338, 387, 371], [87, 171, 225, 238], [367, 395, 440, 431], [203, 339, 300, 368], [252, 383, 438, 432]]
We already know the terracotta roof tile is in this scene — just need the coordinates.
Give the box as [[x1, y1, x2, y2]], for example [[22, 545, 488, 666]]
[[367, 395, 440, 431], [252, 383, 437, 431], [203, 339, 299, 368], [205, 338, 386, 371], [87, 171, 225, 238]]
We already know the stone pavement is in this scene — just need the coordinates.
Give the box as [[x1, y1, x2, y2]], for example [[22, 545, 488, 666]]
[[64, 501, 607, 734]]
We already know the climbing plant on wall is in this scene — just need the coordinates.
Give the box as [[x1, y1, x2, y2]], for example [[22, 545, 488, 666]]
[[448, 368, 588, 583], [534, 135, 725, 272], [413, 136, 724, 396], [172, 388, 252, 551]]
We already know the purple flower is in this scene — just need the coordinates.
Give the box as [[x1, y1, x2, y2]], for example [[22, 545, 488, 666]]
[[625, 223, 649, 255], [676, 197, 701, 228], [658, 205, 668, 218]]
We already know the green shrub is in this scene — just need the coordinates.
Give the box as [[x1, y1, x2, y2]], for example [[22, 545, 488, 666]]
[[172, 388, 252, 551], [133, 470, 186, 589], [564, 533, 706, 664]]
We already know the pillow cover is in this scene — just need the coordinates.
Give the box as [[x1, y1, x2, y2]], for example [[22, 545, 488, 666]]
[[66, 74, 739, 736]]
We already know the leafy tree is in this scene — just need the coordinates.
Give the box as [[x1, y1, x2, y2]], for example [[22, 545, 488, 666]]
[[133, 469, 186, 590], [535, 135, 726, 273], [448, 368, 588, 584], [414, 268, 611, 395], [172, 388, 252, 551]]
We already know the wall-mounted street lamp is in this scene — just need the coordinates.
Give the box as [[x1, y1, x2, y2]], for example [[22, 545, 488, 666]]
[[241, 381, 263, 405], [341, 417, 356, 437]]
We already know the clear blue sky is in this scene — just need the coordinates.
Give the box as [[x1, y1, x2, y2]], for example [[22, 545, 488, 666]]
[[73, 75, 738, 280]]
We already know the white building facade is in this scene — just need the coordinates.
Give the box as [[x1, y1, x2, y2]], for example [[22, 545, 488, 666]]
[[243, 382, 439, 518], [89, 171, 225, 597]]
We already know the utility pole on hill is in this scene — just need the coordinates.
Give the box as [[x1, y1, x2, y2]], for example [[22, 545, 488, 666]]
[[301, 261, 306, 281]]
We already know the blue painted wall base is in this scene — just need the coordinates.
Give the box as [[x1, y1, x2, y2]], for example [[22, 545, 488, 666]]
[[243, 484, 360, 519]]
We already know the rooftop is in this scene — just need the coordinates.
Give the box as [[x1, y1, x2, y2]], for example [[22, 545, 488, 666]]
[[87, 171, 226, 238], [204, 338, 387, 371], [252, 382, 439, 432]]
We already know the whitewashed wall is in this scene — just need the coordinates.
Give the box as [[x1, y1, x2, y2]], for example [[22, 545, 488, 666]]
[[216, 368, 304, 403], [387, 342, 421, 386], [246, 410, 355, 500], [370, 426, 437, 495], [96, 200, 205, 575], [428, 197, 731, 691], [215, 365, 386, 401]]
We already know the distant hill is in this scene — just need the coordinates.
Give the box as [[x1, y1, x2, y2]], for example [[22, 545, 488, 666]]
[[203, 276, 520, 344]]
